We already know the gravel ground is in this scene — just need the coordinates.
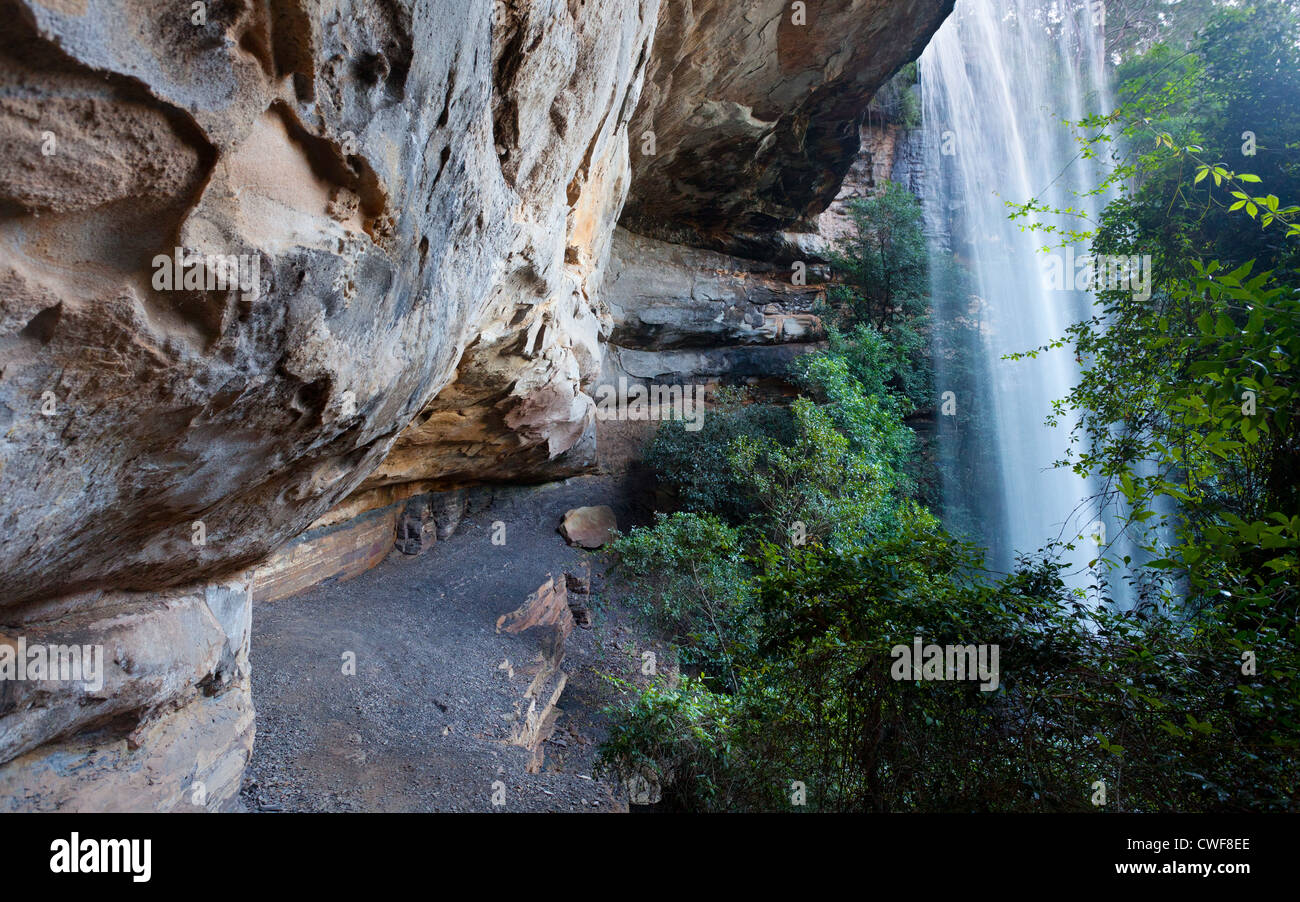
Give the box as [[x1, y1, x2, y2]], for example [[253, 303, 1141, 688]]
[[240, 475, 651, 813]]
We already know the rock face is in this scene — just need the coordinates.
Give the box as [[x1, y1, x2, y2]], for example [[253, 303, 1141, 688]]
[[818, 120, 916, 243], [597, 101, 927, 473], [0, 0, 657, 809], [0, 578, 253, 811], [623, 0, 953, 236], [0, 0, 657, 607], [604, 226, 827, 375], [342, 0, 953, 501], [0, 0, 951, 810]]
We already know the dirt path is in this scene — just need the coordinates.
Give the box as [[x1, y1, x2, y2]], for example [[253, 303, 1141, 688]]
[[240, 475, 649, 812]]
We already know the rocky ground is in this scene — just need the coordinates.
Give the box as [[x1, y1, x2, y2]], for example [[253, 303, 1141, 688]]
[[239, 474, 660, 813]]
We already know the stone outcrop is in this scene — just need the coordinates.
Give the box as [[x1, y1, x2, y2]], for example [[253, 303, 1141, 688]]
[[623, 0, 952, 237], [0, 578, 252, 811], [818, 120, 917, 242], [594, 227, 830, 471], [0, 0, 951, 810], [250, 483, 476, 601], [0, 0, 657, 607], [0, 0, 657, 809], [594, 33, 935, 473], [338, 0, 952, 499], [604, 227, 827, 369]]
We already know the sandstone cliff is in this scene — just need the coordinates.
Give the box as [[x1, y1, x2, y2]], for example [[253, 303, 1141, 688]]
[[0, 0, 950, 810]]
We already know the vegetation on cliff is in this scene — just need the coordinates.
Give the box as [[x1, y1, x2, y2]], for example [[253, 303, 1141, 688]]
[[599, 0, 1300, 812]]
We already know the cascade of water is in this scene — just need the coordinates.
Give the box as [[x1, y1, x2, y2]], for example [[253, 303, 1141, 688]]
[[919, 0, 1129, 601]]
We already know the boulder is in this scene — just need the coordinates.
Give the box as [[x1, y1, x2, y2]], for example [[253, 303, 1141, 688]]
[[559, 506, 618, 549]]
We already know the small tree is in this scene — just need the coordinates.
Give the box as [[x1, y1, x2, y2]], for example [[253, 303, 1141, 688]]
[[829, 180, 929, 335]]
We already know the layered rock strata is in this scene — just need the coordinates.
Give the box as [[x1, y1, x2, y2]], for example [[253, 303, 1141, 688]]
[[0, 0, 948, 810]]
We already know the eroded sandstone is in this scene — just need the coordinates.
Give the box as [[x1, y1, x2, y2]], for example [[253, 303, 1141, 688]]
[[623, 0, 953, 237], [0, 0, 658, 608], [1, 0, 658, 809], [0, 0, 950, 810]]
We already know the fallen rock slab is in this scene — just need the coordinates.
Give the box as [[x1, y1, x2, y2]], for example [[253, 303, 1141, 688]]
[[496, 576, 575, 773]]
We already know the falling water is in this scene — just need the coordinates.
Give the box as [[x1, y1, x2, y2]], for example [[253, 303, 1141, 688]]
[[919, 0, 1129, 601]]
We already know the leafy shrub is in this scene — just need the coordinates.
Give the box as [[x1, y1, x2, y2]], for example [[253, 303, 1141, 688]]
[[728, 398, 920, 550], [642, 387, 793, 521], [808, 324, 918, 412], [825, 181, 931, 407], [604, 523, 1300, 811], [598, 675, 746, 811], [608, 512, 753, 681]]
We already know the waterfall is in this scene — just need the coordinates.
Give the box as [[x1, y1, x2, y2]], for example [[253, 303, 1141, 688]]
[[919, 0, 1129, 601]]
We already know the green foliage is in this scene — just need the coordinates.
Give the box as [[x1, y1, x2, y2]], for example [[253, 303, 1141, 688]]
[[640, 344, 920, 552], [1104, 0, 1228, 61], [750, 531, 1297, 811], [810, 178, 945, 500], [791, 350, 917, 471], [1005, 0, 1300, 692], [996, 0, 1300, 807], [729, 397, 921, 551], [827, 183, 930, 396], [608, 512, 753, 680], [1113, 2, 1300, 271], [597, 675, 751, 811], [601, 11, 1300, 808], [813, 324, 902, 402], [1004, 3, 1300, 593], [1052, 248, 1300, 755], [642, 387, 794, 521], [604, 523, 1299, 811], [869, 62, 922, 129], [814, 320, 933, 414]]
